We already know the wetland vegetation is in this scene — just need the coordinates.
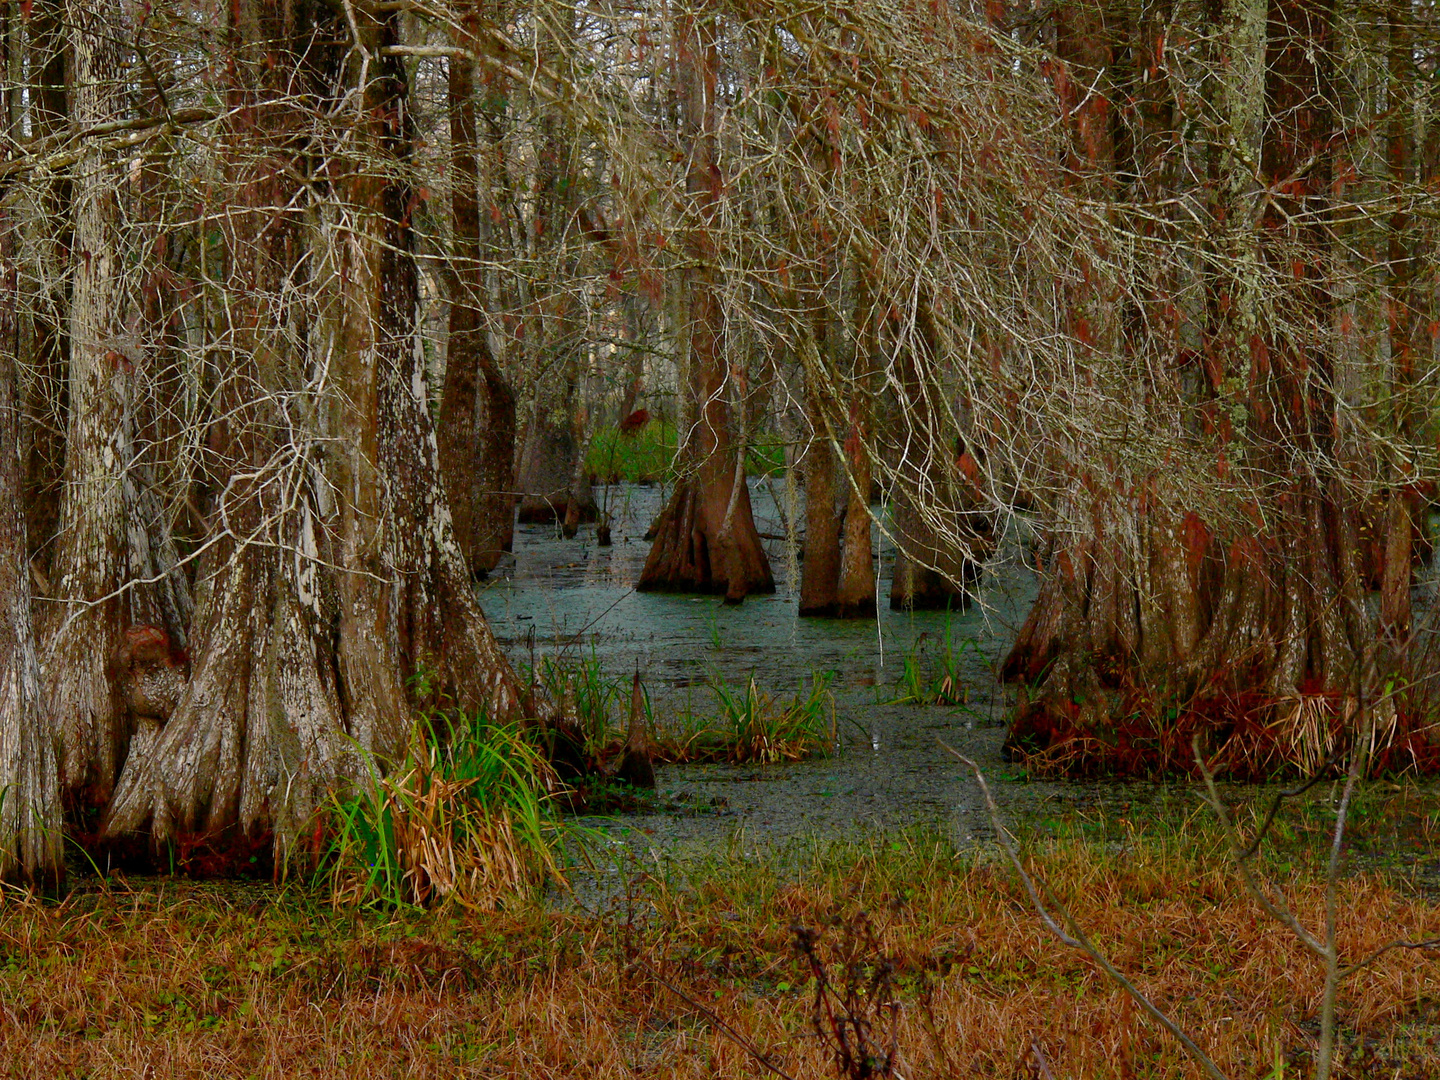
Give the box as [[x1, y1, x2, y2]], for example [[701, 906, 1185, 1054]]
[[7, 793, 1440, 1078], [4, 0, 1440, 1074]]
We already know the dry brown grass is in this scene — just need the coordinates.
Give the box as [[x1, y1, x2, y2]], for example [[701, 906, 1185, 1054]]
[[0, 824, 1437, 1078]]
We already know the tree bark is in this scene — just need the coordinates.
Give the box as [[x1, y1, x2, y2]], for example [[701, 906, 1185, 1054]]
[[438, 18, 516, 577], [1185, 0, 1356, 714], [833, 273, 876, 618], [799, 434, 841, 616], [1002, 0, 1395, 778], [42, 0, 137, 806], [1377, 0, 1422, 645], [515, 379, 597, 525], [101, 0, 352, 857], [101, 0, 521, 860], [0, 77, 64, 885], [889, 497, 976, 612], [886, 305, 988, 612], [561, 365, 599, 539], [19, 2, 68, 568], [318, 5, 522, 735], [1000, 0, 1230, 766], [799, 360, 841, 616], [834, 416, 875, 617], [638, 12, 773, 603]]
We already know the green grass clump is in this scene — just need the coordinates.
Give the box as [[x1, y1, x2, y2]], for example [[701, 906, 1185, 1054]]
[[326, 713, 568, 911], [586, 419, 787, 484], [890, 617, 982, 705], [531, 650, 629, 754], [586, 420, 678, 483], [654, 671, 837, 764]]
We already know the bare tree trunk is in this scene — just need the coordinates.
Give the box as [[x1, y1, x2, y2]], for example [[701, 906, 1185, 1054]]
[[835, 423, 875, 617], [438, 13, 516, 577], [887, 305, 987, 612], [834, 280, 876, 618], [516, 376, 597, 525], [616, 295, 646, 422], [799, 334, 841, 616], [639, 11, 773, 603], [40, 0, 194, 811], [1003, 0, 1389, 778], [889, 497, 975, 612], [0, 68, 63, 884], [1001, 0, 1219, 764], [1187, 0, 1356, 708], [0, 378, 63, 886], [102, 0, 520, 861], [324, 7, 521, 731], [561, 365, 599, 538], [799, 433, 840, 614], [102, 0, 351, 858], [1377, 0, 1421, 644], [42, 0, 135, 806], [19, 2, 68, 567]]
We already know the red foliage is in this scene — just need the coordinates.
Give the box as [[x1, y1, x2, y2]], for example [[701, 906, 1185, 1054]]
[[1181, 511, 1211, 575], [618, 408, 650, 436], [1005, 672, 1440, 782], [956, 451, 980, 485]]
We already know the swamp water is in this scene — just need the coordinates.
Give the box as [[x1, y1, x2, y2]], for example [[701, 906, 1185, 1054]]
[[478, 481, 1202, 866]]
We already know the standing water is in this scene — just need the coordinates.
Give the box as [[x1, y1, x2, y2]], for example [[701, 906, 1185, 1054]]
[[477, 480, 1179, 856]]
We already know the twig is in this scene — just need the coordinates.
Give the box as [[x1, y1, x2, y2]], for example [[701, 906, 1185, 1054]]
[[1317, 710, 1368, 1080], [1191, 735, 1329, 960], [940, 740, 1229, 1080], [639, 960, 800, 1080], [1234, 758, 1341, 861], [1338, 936, 1440, 980], [1030, 1038, 1057, 1080]]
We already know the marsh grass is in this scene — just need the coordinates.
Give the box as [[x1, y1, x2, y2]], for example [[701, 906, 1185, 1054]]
[[890, 620, 983, 706], [325, 714, 568, 911], [652, 672, 838, 765], [4, 795, 1439, 1078], [708, 672, 837, 764], [533, 650, 626, 754], [530, 658, 839, 768]]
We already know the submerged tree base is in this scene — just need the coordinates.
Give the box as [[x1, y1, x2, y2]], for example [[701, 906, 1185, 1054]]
[[638, 479, 775, 603]]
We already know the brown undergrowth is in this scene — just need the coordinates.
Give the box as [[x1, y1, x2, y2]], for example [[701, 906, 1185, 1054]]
[[1, 811, 1438, 1078], [1007, 678, 1440, 782]]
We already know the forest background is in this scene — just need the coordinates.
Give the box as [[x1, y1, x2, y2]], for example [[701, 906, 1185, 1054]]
[[0, 0, 1437, 890]]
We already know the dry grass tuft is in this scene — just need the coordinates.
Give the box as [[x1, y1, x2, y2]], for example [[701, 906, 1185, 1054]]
[[326, 718, 567, 911]]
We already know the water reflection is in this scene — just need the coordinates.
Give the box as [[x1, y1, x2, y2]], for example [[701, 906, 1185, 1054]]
[[477, 480, 1038, 708], [473, 480, 1067, 856]]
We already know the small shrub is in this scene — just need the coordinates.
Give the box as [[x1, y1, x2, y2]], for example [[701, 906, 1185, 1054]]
[[585, 420, 788, 483], [585, 420, 678, 483]]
